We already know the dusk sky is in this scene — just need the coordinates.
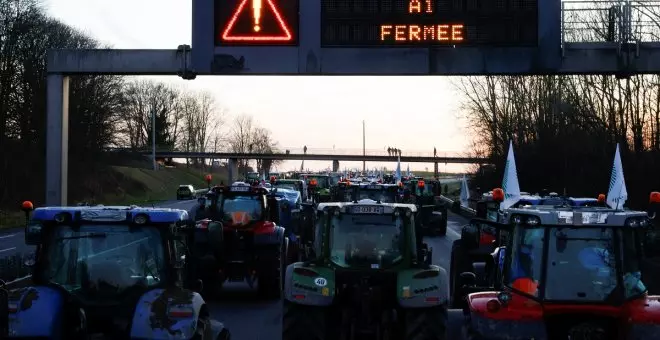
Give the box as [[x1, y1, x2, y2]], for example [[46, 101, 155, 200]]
[[44, 0, 472, 173]]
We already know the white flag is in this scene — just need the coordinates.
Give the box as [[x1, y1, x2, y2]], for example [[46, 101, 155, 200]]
[[606, 143, 628, 209], [460, 175, 470, 207], [501, 141, 521, 210]]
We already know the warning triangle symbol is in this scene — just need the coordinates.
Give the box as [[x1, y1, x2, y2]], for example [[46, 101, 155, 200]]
[[222, 0, 293, 41]]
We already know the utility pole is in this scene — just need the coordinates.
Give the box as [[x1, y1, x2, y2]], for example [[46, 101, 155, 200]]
[[152, 107, 157, 171], [362, 120, 366, 173]]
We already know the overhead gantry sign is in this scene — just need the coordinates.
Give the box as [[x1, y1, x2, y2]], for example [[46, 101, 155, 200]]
[[45, 0, 660, 205]]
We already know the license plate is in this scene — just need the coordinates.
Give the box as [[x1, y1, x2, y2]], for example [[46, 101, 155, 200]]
[[351, 206, 384, 214], [366, 185, 380, 190], [231, 186, 250, 192]]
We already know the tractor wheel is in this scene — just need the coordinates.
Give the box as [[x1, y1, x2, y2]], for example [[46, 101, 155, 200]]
[[257, 241, 284, 299], [403, 306, 447, 340], [282, 300, 327, 340], [450, 241, 470, 309]]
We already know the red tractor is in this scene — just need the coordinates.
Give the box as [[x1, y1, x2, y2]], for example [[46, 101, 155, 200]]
[[460, 204, 660, 340], [186, 183, 287, 299]]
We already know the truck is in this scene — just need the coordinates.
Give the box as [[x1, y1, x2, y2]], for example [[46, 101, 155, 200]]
[[2, 202, 230, 339], [187, 183, 286, 299], [459, 204, 660, 339], [282, 201, 447, 340]]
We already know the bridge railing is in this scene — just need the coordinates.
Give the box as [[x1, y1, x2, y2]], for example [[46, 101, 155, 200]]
[[107, 147, 469, 158], [562, 1, 660, 44]]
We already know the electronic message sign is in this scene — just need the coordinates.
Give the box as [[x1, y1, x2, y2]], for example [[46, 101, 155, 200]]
[[215, 0, 299, 46], [321, 0, 538, 47]]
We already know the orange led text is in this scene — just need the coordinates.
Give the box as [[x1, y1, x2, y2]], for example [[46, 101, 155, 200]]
[[380, 24, 464, 43], [409, 0, 433, 14]]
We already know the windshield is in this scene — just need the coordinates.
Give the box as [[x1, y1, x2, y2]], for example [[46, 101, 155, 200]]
[[356, 189, 396, 203], [508, 226, 646, 302], [222, 196, 262, 224], [42, 225, 165, 301], [329, 214, 404, 269], [545, 228, 621, 301]]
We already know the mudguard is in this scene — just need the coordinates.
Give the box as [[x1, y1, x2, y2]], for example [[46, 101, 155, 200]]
[[283, 263, 334, 306], [7, 286, 64, 338], [397, 265, 449, 308], [465, 292, 546, 340], [130, 288, 205, 339], [254, 225, 285, 245]]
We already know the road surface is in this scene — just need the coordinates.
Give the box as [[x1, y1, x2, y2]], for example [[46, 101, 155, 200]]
[[0, 198, 470, 339]]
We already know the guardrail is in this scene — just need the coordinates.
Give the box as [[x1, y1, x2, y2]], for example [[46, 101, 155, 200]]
[[437, 195, 476, 218]]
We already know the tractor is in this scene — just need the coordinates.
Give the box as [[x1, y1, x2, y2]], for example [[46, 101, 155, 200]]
[[301, 174, 333, 204], [186, 183, 286, 299], [460, 204, 660, 340], [2, 202, 229, 339], [282, 201, 448, 340], [405, 179, 448, 236]]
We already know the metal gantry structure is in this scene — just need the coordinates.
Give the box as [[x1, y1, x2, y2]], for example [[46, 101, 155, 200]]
[[46, 0, 660, 205]]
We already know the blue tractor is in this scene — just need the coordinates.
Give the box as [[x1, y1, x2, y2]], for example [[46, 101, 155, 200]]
[[2, 202, 230, 339]]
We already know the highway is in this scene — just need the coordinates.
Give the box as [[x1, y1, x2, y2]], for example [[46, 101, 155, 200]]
[[0, 198, 470, 339]]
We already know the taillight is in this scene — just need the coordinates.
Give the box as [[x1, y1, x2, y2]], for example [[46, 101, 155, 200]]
[[425, 297, 440, 303], [293, 267, 318, 277], [168, 306, 194, 318]]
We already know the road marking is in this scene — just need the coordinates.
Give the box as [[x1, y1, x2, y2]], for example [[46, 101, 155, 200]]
[[0, 247, 16, 253], [0, 234, 15, 239]]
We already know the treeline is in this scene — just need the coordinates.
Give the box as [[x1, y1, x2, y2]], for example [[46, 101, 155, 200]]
[[458, 3, 660, 210], [0, 0, 279, 207], [459, 74, 660, 209]]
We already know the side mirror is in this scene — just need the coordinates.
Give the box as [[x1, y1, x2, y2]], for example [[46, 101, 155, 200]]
[[25, 221, 42, 246], [459, 272, 477, 287]]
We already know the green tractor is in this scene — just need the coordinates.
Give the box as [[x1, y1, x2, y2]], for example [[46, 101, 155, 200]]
[[282, 202, 448, 340], [301, 174, 333, 204], [405, 179, 448, 236]]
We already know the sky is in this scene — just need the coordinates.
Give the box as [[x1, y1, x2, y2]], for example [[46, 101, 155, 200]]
[[43, 0, 472, 173]]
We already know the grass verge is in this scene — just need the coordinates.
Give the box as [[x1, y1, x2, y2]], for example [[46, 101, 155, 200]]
[[0, 165, 226, 229]]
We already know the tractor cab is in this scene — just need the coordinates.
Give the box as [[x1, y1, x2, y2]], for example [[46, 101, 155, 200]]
[[300, 174, 332, 203], [282, 202, 448, 340], [3, 203, 230, 339], [460, 206, 658, 340], [272, 178, 308, 202], [330, 179, 355, 202], [185, 183, 286, 298]]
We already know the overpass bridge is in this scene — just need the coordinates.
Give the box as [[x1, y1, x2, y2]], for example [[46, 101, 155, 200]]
[[115, 147, 491, 182]]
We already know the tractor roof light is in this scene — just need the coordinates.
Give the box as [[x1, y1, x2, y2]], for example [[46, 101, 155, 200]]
[[598, 194, 606, 203], [492, 188, 504, 202], [21, 201, 34, 212]]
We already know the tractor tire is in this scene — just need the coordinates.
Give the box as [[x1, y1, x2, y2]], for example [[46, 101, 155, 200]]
[[257, 241, 284, 299], [403, 306, 448, 340], [450, 241, 470, 309], [282, 300, 328, 340]]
